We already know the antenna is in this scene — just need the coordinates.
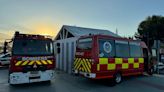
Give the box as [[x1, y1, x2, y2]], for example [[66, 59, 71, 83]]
[[116, 28, 118, 35]]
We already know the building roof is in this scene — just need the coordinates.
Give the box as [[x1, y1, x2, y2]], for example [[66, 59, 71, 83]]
[[55, 25, 120, 40]]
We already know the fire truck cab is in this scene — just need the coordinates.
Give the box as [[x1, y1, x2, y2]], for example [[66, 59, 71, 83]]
[[73, 34, 147, 84], [9, 32, 55, 85]]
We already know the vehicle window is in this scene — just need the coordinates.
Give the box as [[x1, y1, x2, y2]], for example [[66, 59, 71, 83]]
[[77, 38, 92, 50], [13, 39, 53, 55], [99, 39, 115, 58], [130, 42, 142, 57], [115, 40, 129, 58]]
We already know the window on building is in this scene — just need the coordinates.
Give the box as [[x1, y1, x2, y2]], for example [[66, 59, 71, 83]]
[[99, 39, 115, 58], [115, 40, 129, 58], [129, 42, 142, 57]]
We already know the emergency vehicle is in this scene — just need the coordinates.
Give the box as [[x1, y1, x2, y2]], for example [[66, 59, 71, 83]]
[[9, 32, 55, 84], [73, 34, 151, 84]]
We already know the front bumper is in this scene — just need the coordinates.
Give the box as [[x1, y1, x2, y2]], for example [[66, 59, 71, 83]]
[[73, 70, 96, 78], [9, 70, 54, 84]]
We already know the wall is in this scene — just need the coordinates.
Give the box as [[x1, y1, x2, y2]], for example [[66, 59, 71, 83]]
[[54, 37, 78, 74]]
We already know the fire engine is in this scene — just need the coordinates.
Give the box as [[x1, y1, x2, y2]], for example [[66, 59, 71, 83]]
[[73, 34, 152, 84], [9, 31, 55, 84]]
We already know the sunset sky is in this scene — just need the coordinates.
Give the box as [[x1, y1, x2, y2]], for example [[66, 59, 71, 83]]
[[0, 0, 164, 40]]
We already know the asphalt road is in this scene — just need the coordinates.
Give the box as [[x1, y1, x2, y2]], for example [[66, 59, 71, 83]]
[[0, 67, 164, 92]]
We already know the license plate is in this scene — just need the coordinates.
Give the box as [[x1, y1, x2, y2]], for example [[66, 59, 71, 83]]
[[30, 71, 39, 74], [30, 71, 39, 77], [30, 79, 40, 82]]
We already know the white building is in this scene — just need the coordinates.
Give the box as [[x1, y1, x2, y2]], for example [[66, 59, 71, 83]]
[[54, 25, 120, 74]]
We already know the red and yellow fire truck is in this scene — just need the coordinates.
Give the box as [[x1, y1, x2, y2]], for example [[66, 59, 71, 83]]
[[9, 32, 55, 84], [73, 34, 149, 84]]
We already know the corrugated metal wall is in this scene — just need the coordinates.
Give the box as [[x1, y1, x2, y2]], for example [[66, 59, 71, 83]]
[[54, 37, 78, 74]]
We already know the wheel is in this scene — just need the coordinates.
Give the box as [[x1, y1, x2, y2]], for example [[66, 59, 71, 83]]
[[114, 72, 122, 84]]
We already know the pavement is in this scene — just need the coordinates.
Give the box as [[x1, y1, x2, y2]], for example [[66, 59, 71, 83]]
[[0, 67, 164, 92]]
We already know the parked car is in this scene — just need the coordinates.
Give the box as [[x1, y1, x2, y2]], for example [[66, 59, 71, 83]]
[[0, 53, 11, 66], [158, 62, 164, 70]]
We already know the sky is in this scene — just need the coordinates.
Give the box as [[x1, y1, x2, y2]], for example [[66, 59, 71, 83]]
[[0, 0, 164, 41]]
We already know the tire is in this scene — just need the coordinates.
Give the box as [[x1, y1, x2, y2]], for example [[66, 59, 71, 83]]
[[114, 72, 122, 84]]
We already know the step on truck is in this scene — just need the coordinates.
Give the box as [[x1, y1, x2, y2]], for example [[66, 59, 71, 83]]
[[73, 34, 153, 84], [9, 31, 55, 85]]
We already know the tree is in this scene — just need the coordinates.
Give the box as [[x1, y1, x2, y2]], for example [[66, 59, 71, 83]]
[[136, 15, 164, 50]]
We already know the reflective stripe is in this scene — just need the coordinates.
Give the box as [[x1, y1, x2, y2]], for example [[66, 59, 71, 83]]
[[47, 60, 53, 64], [128, 58, 134, 63], [122, 63, 129, 69], [83, 60, 91, 72], [36, 60, 42, 65], [97, 64, 100, 71], [107, 64, 115, 70], [139, 58, 144, 63], [28, 61, 35, 65], [21, 61, 29, 66], [98, 58, 144, 71], [76, 58, 82, 69], [134, 63, 139, 68], [74, 58, 92, 73], [74, 58, 79, 69], [15, 61, 22, 66], [41, 60, 48, 65], [115, 58, 123, 64], [99, 58, 108, 64]]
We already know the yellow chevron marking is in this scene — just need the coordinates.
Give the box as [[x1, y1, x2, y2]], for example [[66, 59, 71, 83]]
[[74, 58, 78, 65], [82, 59, 88, 72], [74, 58, 92, 73], [79, 67, 82, 71], [28, 61, 35, 65], [21, 61, 29, 66], [47, 60, 53, 64], [87, 60, 91, 68], [83, 60, 90, 72], [82, 67, 84, 71], [36, 60, 42, 65], [15, 61, 22, 66], [76, 59, 82, 69], [41, 60, 48, 65], [74, 58, 80, 69]]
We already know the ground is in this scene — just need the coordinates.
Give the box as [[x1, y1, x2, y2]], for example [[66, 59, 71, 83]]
[[0, 67, 164, 92]]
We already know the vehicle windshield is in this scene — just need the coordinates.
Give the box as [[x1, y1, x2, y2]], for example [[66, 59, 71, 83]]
[[77, 38, 92, 50], [13, 39, 53, 55]]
